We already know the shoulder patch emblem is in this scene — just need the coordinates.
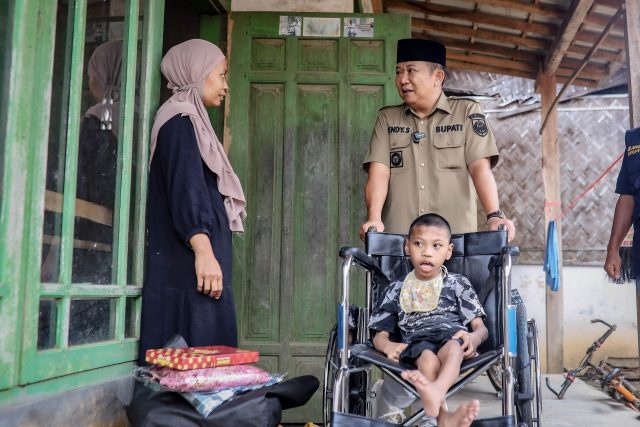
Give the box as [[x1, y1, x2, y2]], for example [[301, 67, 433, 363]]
[[468, 113, 488, 137]]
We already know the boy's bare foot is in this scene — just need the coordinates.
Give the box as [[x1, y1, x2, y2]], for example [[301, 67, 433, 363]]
[[400, 370, 445, 417], [437, 400, 480, 427]]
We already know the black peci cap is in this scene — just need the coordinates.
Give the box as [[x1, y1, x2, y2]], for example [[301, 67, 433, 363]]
[[396, 39, 446, 67]]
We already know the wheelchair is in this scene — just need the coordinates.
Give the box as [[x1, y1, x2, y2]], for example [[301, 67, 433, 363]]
[[323, 230, 542, 426]]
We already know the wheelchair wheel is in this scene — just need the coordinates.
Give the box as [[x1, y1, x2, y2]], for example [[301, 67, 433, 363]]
[[322, 326, 338, 426], [528, 318, 542, 426], [322, 325, 369, 426], [515, 303, 535, 426]]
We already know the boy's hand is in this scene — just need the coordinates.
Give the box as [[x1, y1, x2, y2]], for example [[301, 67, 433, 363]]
[[452, 330, 477, 359], [383, 342, 408, 362]]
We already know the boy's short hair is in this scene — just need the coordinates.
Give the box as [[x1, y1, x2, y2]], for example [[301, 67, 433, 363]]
[[408, 213, 452, 241]]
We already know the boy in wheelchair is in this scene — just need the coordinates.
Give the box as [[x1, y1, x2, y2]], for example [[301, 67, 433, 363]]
[[369, 213, 486, 426]]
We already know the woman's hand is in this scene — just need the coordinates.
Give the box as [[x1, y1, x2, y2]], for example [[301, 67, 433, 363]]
[[190, 233, 223, 299]]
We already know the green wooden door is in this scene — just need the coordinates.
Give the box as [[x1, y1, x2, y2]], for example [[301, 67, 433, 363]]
[[224, 12, 408, 422]]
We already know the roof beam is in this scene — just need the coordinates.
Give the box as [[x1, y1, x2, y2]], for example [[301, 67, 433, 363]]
[[544, 0, 596, 74], [412, 18, 549, 50], [540, 5, 624, 133]]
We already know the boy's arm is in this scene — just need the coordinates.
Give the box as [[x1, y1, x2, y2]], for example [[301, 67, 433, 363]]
[[372, 331, 408, 362], [453, 317, 488, 359]]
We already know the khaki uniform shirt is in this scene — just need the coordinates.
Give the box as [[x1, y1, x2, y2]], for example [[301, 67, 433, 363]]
[[363, 94, 499, 234]]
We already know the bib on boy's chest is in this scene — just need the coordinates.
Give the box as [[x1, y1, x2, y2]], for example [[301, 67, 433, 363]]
[[399, 269, 445, 313]]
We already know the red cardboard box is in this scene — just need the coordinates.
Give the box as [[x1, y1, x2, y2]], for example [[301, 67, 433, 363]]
[[145, 346, 259, 370]]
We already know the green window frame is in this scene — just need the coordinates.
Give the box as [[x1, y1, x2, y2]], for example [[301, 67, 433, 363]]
[[0, 0, 164, 393]]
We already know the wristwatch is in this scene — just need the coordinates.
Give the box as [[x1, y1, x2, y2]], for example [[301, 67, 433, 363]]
[[486, 210, 506, 222]]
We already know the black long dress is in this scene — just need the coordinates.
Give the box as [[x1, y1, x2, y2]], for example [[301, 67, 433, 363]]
[[137, 114, 237, 364]]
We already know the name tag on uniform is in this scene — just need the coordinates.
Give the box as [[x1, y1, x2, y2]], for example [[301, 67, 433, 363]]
[[388, 126, 410, 134], [435, 124, 463, 134]]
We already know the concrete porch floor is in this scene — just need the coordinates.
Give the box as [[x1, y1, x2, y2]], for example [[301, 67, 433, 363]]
[[448, 373, 640, 426]]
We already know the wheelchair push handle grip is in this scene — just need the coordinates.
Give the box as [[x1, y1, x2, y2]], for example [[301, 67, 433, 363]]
[[367, 225, 377, 233]]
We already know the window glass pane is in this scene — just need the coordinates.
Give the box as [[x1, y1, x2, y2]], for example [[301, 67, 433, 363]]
[[37, 299, 58, 350], [124, 297, 138, 338], [68, 298, 116, 345], [72, 1, 127, 284], [40, 2, 73, 283]]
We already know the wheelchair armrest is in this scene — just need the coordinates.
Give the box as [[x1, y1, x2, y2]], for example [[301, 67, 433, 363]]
[[339, 246, 379, 272]]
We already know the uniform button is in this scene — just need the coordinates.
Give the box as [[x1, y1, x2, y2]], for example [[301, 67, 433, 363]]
[[420, 121, 424, 125], [420, 162, 425, 167], [420, 185, 425, 190]]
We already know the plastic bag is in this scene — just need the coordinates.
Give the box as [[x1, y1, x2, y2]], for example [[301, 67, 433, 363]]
[[149, 364, 273, 392]]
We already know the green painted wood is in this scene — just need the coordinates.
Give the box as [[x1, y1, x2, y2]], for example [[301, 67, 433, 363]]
[[0, 0, 166, 390], [0, 0, 58, 391], [0, 361, 134, 403], [110, 0, 140, 343], [20, 340, 137, 385], [223, 12, 409, 422], [131, 0, 165, 287]]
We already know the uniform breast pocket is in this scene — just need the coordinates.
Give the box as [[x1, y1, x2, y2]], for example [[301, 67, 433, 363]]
[[433, 136, 465, 171], [389, 135, 410, 173]]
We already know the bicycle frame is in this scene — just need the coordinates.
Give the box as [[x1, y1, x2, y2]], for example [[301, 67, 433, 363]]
[[546, 319, 617, 399]]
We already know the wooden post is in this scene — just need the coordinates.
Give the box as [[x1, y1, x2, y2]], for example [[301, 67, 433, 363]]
[[624, 0, 640, 376], [538, 70, 564, 374], [626, 0, 640, 128]]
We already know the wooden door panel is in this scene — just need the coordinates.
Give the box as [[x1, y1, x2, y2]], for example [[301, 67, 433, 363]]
[[242, 83, 285, 343], [221, 12, 409, 422], [292, 84, 339, 342]]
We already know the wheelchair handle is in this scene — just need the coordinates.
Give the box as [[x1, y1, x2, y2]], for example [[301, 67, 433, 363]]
[[366, 225, 377, 233]]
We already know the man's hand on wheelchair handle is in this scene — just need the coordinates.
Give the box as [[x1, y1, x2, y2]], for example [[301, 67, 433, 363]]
[[360, 219, 385, 241], [487, 217, 516, 242]]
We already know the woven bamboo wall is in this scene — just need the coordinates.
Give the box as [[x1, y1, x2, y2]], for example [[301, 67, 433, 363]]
[[479, 95, 629, 265]]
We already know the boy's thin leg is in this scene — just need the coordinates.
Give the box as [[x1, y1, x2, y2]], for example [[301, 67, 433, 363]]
[[415, 349, 440, 381], [409, 340, 463, 416]]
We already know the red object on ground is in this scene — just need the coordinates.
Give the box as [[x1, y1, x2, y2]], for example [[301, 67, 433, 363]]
[[146, 346, 259, 370]]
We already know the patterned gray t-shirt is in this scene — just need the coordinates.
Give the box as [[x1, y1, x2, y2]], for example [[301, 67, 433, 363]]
[[368, 272, 485, 343]]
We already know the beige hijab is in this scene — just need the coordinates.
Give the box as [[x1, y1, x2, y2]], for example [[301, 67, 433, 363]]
[[85, 40, 122, 137], [150, 39, 246, 232]]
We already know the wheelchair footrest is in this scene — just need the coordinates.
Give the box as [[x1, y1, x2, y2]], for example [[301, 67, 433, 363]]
[[470, 415, 516, 427]]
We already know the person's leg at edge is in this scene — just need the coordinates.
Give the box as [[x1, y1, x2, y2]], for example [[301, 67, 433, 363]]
[[407, 340, 480, 427]]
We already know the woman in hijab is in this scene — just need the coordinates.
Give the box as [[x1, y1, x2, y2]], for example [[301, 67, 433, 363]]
[[138, 39, 247, 363], [72, 40, 122, 284]]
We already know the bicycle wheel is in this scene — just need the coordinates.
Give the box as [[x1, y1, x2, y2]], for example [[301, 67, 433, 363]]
[[515, 303, 534, 426]]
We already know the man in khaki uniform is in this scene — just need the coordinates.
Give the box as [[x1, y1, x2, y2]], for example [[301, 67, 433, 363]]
[[361, 39, 515, 425], [360, 39, 515, 241]]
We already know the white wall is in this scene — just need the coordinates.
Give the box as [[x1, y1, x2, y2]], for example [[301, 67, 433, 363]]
[[231, 0, 353, 12], [512, 265, 638, 373]]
